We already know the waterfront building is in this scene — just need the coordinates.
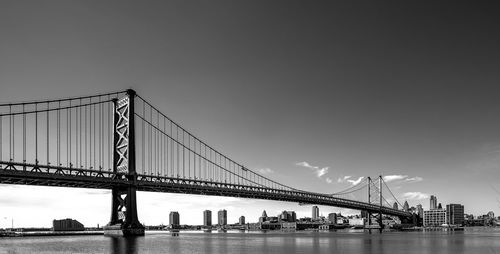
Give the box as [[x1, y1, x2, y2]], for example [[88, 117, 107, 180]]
[[328, 213, 337, 224], [430, 195, 437, 210], [393, 202, 398, 210], [446, 204, 464, 226], [218, 209, 227, 226], [417, 204, 423, 218], [403, 201, 409, 212], [203, 210, 212, 226], [487, 211, 495, 219], [312, 206, 319, 221], [423, 209, 446, 227], [259, 210, 268, 223], [348, 218, 365, 226], [52, 218, 84, 231], [239, 216, 245, 225], [169, 211, 180, 228], [279, 211, 297, 222], [282, 222, 297, 230]]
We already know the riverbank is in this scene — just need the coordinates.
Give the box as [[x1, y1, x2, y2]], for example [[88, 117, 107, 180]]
[[0, 231, 103, 237]]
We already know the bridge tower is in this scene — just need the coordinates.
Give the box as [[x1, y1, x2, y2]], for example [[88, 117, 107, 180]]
[[378, 175, 383, 232], [367, 177, 371, 228], [104, 89, 145, 236]]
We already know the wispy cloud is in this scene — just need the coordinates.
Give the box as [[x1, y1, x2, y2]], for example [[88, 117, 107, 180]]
[[402, 192, 429, 200], [257, 168, 274, 175], [337, 176, 352, 183], [383, 175, 408, 182], [382, 175, 424, 183], [326, 178, 333, 184], [295, 161, 329, 178], [405, 176, 423, 183], [347, 176, 364, 186]]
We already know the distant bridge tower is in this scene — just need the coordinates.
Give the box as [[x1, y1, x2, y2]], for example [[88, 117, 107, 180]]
[[104, 89, 145, 236]]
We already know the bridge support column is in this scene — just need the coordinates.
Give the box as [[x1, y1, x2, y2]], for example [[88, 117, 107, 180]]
[[104, 89, 144, 236]]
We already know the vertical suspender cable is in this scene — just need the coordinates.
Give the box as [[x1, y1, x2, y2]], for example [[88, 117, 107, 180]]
[[9, 105, 12, 161], [108, 95, 111, 170], [75, 102, 78, 167], [35, 104, 38, 164], [0, 113, 2, 163], [66, 103, 69, 167], [69, 101, 72, 166], [47, 102, 49, 165], [89, 98, 92, 169], [100, 98, 103, 170], [170, 121, 173, 177], [23, 105, 26, 164], [101, 98, 104, 170], [142, 100, 145, 174], [57, 102, 60, 166], [78, 98, 83, 168], [93, 102, 96, 169], [149, 106, 152, 175], [11, 106, 14, 161], [85, 101, 87, 168], [182, 130, 185, 178]]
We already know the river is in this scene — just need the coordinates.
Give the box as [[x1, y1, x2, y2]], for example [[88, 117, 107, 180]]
[[1, 228, 499, 254]]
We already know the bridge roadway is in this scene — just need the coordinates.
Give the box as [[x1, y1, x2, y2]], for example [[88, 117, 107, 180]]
[[0, 161, 412, 218]]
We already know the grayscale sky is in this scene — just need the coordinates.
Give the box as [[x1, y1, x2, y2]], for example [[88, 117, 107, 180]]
[[0, 1, 499, 227]]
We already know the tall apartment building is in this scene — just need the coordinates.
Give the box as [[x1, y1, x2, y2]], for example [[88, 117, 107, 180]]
[[218, 209, 227, 226], [312, 206, 319, 220], [446, 204, 464, 226], [169, 211, 180, 227], [203, 210, 212, 226]]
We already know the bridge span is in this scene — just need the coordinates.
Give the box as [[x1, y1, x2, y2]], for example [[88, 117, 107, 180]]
[[0, 89, 412, 235]]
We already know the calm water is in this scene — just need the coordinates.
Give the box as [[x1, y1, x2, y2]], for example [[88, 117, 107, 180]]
[[1, 228, 500, 254]]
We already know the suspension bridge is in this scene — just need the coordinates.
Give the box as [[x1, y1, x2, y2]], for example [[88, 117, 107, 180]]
[[0, 89, 413, 236]]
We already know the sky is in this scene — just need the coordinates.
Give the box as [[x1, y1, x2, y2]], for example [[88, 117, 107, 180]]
[[0, 1, 499, 228]]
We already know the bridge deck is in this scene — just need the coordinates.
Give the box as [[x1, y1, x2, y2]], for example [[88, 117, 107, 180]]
[[0, 161, 412, 218]]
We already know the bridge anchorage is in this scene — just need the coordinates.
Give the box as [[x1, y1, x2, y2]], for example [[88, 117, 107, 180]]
[[0, 88, 414, 237]]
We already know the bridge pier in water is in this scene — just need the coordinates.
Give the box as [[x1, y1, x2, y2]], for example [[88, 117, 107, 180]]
[[103, 89, 145, 236]]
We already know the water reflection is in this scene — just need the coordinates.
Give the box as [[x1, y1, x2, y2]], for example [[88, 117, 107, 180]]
[[109, 236, 140, 254], [0, 228, 498, 254]]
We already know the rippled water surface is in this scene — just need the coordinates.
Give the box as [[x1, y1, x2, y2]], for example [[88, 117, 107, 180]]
[[1, 228, 500, 254]]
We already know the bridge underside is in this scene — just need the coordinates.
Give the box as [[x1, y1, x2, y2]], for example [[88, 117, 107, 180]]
[[0, 162, 412, 218]]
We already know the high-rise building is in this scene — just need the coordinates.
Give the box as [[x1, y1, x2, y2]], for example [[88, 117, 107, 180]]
[[416, 204, 424, 218], [430, 195, 437, 210], [169, 211, 180, 227], [312, 206, 319, 220], [393, 202, 399, 210], [446, 204, 464, 226], [203, 210, 212, 226], [403, 201, 409, 212], [438, 203, 442, 210], [279, 211, 297, 222], [328, 213, 337, 224], [218, 209, 227, 226], [423, 209, 446, 227], [239, 216, 245, 225]]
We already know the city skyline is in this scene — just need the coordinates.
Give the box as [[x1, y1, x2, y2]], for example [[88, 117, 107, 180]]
[[1, 1, 499, 228]]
